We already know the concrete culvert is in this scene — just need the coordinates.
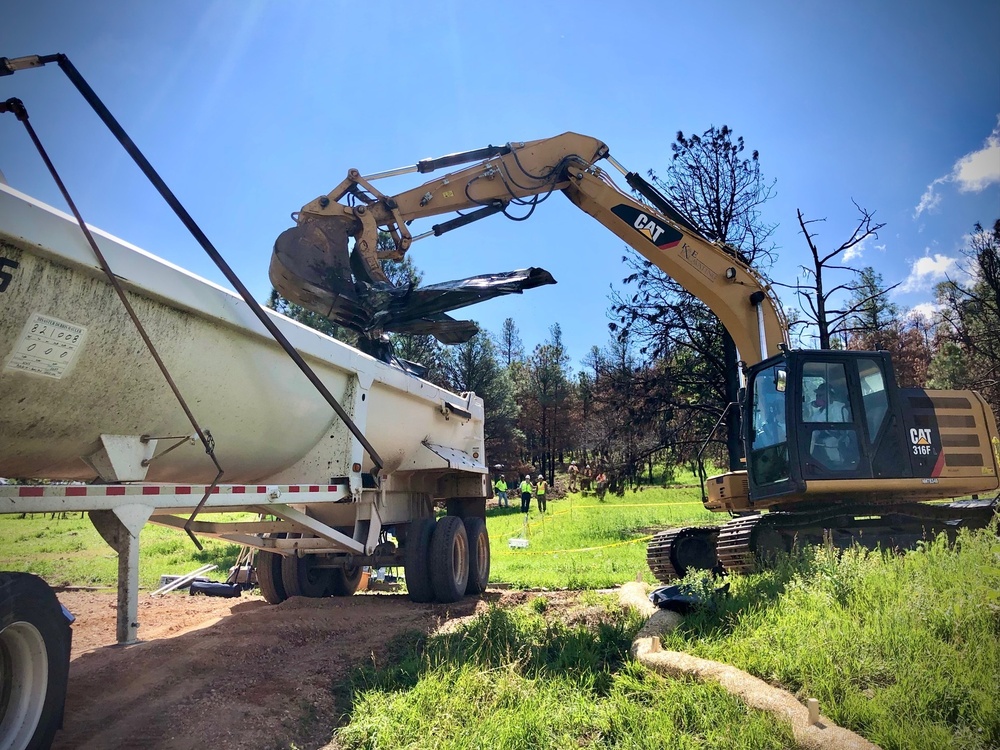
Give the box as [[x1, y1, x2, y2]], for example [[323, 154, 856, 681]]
[[618, 582, 881, 750]]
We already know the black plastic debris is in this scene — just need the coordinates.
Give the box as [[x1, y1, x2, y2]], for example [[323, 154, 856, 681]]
[[648, 582, 729, 614], [189, 580, 242, 598], [272, 223, 555, 345], [366, 267, 556, 343]]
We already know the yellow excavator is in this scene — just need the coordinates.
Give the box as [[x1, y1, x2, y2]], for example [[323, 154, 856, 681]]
[[271, 132, 1000, 578]]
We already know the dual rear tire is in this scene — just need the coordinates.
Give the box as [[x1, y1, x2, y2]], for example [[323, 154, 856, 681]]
[[256, 515, 491, 606], [405, 515, 489, 604], [256, 533, 363, 604]]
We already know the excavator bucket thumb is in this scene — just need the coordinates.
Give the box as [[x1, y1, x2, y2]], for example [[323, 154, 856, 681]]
[[269, 215, 366, 327]]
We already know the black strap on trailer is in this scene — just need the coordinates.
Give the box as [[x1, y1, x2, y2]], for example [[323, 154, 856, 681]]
[[0, 54, 385, 485], [1, 95, 224, 548]]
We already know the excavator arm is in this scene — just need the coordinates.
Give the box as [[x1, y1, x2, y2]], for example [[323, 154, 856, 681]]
[[270, 132, 788, 366]]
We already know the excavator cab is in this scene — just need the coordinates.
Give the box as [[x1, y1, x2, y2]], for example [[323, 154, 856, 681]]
[[743, 350, 1000, 509]]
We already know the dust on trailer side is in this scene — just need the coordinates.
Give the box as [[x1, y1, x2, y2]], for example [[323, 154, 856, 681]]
[[0, 183, 492, 750]]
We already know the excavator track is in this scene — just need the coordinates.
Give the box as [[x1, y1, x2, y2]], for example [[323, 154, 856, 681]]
[[646, 526, 720, 583], [715, 515, 766, 575], [715, 500, 998, 576]]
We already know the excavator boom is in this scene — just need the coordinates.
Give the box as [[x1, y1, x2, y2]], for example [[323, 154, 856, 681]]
[[271, 132, 788, 365]]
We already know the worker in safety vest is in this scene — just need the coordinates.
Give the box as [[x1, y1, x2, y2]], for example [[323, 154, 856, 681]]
[[519, 475, 534, 514], [535, 474, 548, 513], [494, 475, 509, 508]]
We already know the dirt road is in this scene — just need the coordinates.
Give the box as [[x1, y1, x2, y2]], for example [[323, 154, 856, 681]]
[[52, 588, 499, 750]]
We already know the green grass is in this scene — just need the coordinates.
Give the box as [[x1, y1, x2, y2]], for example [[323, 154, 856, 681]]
[[335, 597, 794, 749], [487, 478, 716, 589], [3, 470, 996, 750], [0, 512, 243, 589], [659, 529, 1000, 750]]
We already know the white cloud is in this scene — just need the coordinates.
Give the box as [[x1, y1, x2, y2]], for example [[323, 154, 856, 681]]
[[897, 252, 961, 293], [913, 117, 1000, 217], [843, 237, 886, 262], [914, 177, 946, 217], [907, 302, 942, 322], [955, 128, 1000, 192]]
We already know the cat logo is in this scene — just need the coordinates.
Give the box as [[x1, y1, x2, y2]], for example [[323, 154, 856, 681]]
[[610, 204, 683, 249], [633, 213, 666, 243], [909, 427, 934, 456]]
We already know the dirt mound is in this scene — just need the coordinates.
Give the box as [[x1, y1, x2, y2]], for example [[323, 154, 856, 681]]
[[53, 590, 495, 749]]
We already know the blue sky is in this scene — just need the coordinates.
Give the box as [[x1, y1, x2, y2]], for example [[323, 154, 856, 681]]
[[2, 1, 998, 369]]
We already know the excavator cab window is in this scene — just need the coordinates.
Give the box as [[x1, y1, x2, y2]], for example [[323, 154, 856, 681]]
[[857, 358, 890, 441], [800, 361, 861, 474], [749, 363, 790, 485]]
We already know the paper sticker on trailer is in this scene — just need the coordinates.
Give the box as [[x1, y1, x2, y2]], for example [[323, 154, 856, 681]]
[[4, 312, 87, 379]]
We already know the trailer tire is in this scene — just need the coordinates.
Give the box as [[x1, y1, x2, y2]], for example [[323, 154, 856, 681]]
[[0, 573, 72, 750], [463, 517, 490, 595], [326, 565, 363, 597], [280, 534, 327, 598], [429, 516, 470, 604], [282, 543, 329, 599], [403, 518, 436, 604], [256, 534, 287, 604]]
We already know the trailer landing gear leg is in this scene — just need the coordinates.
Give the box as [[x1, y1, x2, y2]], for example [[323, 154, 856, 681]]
[[89, 505, 152, 644]]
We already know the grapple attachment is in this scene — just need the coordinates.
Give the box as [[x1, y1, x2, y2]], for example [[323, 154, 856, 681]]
[[269, 215, 371, 329], [270, 215, 556, 349]]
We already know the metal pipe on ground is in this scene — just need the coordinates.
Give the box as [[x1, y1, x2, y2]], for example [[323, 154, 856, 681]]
[[150, 564, 217, 597]]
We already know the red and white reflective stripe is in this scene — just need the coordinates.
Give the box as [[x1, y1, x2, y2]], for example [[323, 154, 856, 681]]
[[9, 484, 341, 498]]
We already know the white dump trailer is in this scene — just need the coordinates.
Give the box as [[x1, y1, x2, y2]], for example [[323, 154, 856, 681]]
[[0, 182, 492, 749]]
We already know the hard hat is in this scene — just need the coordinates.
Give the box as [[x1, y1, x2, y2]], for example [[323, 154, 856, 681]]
[[524, 474, 530, 480], [537, 474, 543, 480]]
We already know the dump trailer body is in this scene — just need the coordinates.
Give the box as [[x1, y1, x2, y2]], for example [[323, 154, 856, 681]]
[[0, 183, 488, 492], [0, 183, 494, 750], [0, 182, 492, 654]]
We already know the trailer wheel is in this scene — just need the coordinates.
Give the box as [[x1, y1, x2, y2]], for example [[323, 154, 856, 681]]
[[463, 517, 490, 595], [429, 516, 470, 603], [256, 533, 287, 604], [279, 534, 324, 599], [403, 518, 436, 603], [326, 565, 363, 597], [0, 573, 72, 750], [282, 546, 330, 599]]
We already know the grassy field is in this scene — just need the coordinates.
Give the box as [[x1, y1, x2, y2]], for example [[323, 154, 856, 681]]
[[487, 480, 715, 589], [660, 531, 1000, 750], [334, 523, 999, 750], [0, 512, 243, 589], [1, 473, 996, 749], [337, 595, 795, 750]]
